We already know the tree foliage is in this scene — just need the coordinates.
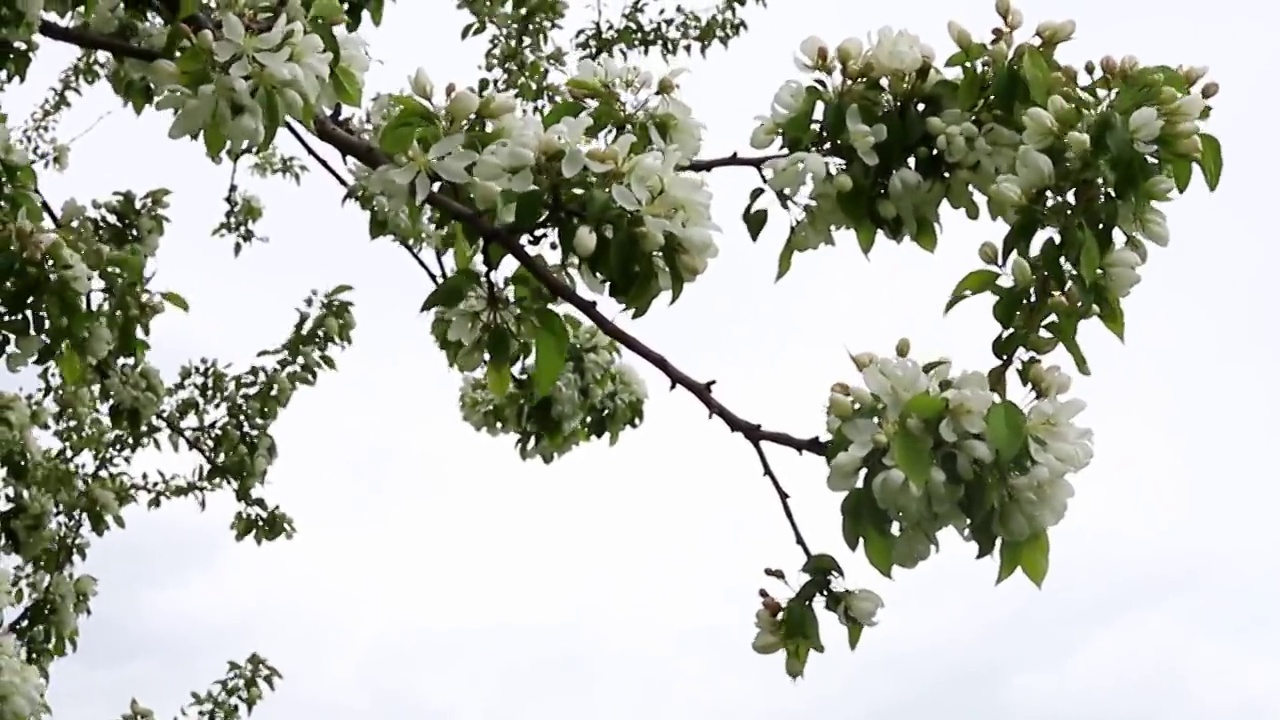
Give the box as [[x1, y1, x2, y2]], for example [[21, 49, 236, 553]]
[[0, 0, 1222, 709]]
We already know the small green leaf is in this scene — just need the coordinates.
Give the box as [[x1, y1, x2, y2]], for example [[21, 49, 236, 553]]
[[542, 101, 585, 128], [854, 216, 876, 256], [996, 538, 1020, 585], [892, 429, 934, 487], [744, 208, 768, 242], [486, 361, 511, 396], [1021, 47, 1052, 106], [308, 0, 344, 22], [862, 525, 895, 579], [513, 189, 546, 230], [839, 490, 862, 554], [776, 240, 796, 281], [801, 553, 843, 578], [1168, 156, 1193, 193], [332, 65, 362, 107], [159, 291, 190, 312], [1078, 226, 1100, 284], [945, 269, 1000, 314], [984, 401, 1027, 462], [1196, 132, 1222, 191], [913, 221, 938, 253], [901, 392, 947, 421], [531, 308, 570, 397], [420, 269, 478, 312], [845, 620, 865, 651], [1019, 531, 1050, 588], [58, 349, 84, 384]]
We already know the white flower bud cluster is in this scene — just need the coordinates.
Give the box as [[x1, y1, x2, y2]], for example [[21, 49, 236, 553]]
[[825, 352, 1093, 570], [457, 322, 647, 462]]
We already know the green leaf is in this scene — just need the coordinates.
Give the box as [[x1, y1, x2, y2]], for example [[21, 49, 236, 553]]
[[863, 527, 895, 579], [945, 269, 1000, 314], [1078, 226, 1100, 284], [744, 208, 768, 242], [256, 88, 282, 152], [57, 349, 84, 384], [177, 0, 199, 19], [845, 621, 865, 651], [854, 215, 876, 256], [1168, 156, 1193, 193], [542, 101, 585, 128], [1021, 47, 1052, 106], [486, 361, 511, 396], [996, 538, 1020, 585], [913, 221, 937, 253], [308, 0, 344, 22], [332, 65, 362, 107], [801, 553, 843, 578], [202, 121, 227, 159], [531, 308, 570, 397], [1019, 531, 1050, 588], [159, 291, 190, 312], [901, 392, 947, 421], [958, 68, 983, 109], [420, 269, 478, 312], [513, 189, 546, 230], [776, 239, 796, 281], [984, 401, 1027, 462], [839, 490, 862, 554], [1098, 296, 1125, 342], [892, 429, 934, 487], [1196, 132, 1222, 191]]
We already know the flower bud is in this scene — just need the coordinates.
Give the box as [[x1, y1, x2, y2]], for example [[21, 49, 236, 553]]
[[1124, 236, 1149, 264], [752, 629, 785, 655], [573, 226, 597, 257], [995, 0, 1012, 19], [1181, 65, 1209, 86], [1035, 19, 1076, 44], [149, 59, 180, 85], [831, 382, 851, 395], [895, 337, 911, 358], [1100, 55, 1118, 76], [479, 92, 517, 118], [410, 68, 434, 100], [1083, 59, 1096, 76], [1011, 256, 1033, 287], [1201, 81, 1219, 99], [851, 387, 874, 406], [947, 20, 973, 49], [979, 241, 999, 265], [446, 89, 480, 120], [833, 173, 854, 193], [987, 41, 1009, 65], [1028, 362, 1046, 387], [1120, 54, 1140, 73], [1005, 8, 1024, 30], [852, 352, 876, 371], [872, 432, 889, 448], [837, 37, 865, 66], [829, 393, 855, 419], [1065, 130, 1091, 154], [196, 29, 214, 49], [1144, 174, 1175, 202]]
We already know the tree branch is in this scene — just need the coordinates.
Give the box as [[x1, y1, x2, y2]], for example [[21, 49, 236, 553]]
[[34, 19, 825, 558], [686, 152, 787, 172]]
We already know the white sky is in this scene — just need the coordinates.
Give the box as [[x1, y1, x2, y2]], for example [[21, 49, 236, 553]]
[[5, 0, 1277, 718]]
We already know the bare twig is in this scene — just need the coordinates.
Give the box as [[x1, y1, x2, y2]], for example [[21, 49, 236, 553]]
[[686, 152, 787, 172]]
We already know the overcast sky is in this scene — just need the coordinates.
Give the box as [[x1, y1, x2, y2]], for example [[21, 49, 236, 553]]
[[7, 0, 1277, 718]]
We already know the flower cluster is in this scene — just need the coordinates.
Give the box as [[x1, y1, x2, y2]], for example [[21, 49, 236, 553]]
[[741, 1, 1220, 380], [826, 345, 1092, 575], [0, 569, 49, 720], [357, 58, 717, 310], [139, 4, 370, 159], [445, 304, 648, 463]]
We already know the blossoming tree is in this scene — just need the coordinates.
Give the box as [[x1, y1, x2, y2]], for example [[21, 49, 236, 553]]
[[0, 0, 1223, 712]]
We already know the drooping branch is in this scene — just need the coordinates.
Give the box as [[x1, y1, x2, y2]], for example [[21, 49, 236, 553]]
[[35, 19, 827, 559]]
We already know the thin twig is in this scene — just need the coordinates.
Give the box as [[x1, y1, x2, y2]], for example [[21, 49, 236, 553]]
[[282, 121, 440, 286]]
